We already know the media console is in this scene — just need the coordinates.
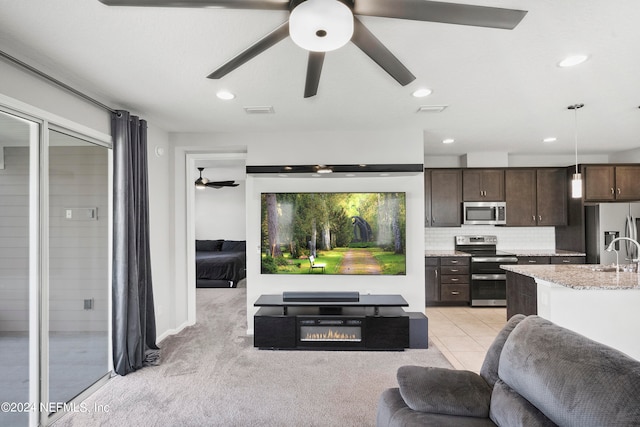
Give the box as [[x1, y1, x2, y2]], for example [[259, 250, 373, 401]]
[[253, 293, 410, 351]]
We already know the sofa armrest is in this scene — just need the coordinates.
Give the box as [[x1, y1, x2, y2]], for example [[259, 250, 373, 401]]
[[397, 366, 492, 418]]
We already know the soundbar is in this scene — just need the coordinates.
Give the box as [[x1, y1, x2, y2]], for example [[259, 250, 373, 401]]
[[282, 291, 360, 302]]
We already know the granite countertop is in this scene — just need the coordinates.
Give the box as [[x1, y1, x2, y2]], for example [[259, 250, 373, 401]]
[[424, 250, 470, 257], [509, 249, 586, 257], [502, 264, 640, 290], [424, 249, 585, 257]]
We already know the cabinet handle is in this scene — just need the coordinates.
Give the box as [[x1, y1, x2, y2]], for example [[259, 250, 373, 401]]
[[539, 215, 542, 221], [450, 260, 458, 264], [528, 260, 537, 263], [450, 269, 459, 272], [611, 188, 615, 195], [617, 188, 621, 194], [451, 291, 460, 295], [532, 215, 536, 222], [450, 278, 459, 282], [562, 259, 570, 263]]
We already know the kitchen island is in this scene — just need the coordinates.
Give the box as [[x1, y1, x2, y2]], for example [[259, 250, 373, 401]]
[[502, 264, 640, 361]]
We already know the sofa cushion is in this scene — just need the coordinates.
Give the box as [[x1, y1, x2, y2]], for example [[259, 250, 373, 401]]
[[479, 313, 525, 388], [397, 366, 492, 418], [377, 388, 497, 427], [498, 315, 640, 427], [489, 379, 557, 427]]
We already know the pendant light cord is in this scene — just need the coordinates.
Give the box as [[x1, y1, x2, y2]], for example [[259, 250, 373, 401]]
[[568, 103, 584, 172], [574, 106, 578, 174]]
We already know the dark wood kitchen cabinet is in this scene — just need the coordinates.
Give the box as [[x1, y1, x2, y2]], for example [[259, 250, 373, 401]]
[[584, 165, 640, 202], [463, 169, 505, 201], [425, 257, 439, 305], [425, 256, 470, 306], [506, 271, 537, 319], [505, 168, 567, 226], [425, 169, 462, 227]]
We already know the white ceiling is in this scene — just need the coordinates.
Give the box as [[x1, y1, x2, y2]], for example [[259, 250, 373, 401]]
[[1, 0, 640, 157]]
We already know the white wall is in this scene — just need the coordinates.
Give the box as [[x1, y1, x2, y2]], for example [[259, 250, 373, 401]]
[[194, 164, 246, 241], [146, 124, 174, 338], [170, 129, 424, 334]]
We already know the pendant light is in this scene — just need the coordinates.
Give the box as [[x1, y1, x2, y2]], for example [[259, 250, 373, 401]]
[[568, 103, 584, 198]]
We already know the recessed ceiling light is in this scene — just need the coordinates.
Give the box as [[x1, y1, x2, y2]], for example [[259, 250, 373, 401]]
[[345, 173, 356, 177], [558, 54, 589, 68], [543, 137, 557, 143], [278, 174, 288, 177], [412, 88, 432, 98], [379, 173, 390, 177], [442, 138, 455, 144], [311, 174, 321, 177], [216, 90, 235, 100]]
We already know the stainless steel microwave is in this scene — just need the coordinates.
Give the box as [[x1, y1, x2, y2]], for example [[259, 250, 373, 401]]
[[463, 201, 506, 225]]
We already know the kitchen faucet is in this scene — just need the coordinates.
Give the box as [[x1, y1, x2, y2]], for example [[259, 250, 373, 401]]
[[606, 237, 640, 272]]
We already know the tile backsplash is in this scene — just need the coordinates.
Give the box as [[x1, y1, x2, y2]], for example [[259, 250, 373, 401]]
[[425, 225, 556, 250]]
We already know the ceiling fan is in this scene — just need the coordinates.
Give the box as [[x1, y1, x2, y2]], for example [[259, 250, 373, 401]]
[[195, 167, 239, 189], [98, 0, 527, 98]]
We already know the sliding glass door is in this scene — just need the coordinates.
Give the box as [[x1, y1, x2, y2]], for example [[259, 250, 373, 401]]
[[46, 130, 110, 411], [0, 108, 111, 426], [0, 110, 39, 427]]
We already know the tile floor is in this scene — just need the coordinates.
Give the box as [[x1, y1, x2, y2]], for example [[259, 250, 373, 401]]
[[426, 306, 507, 373]]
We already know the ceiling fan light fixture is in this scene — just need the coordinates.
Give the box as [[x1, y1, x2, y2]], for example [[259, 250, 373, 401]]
[[289, 0, 354, 52]]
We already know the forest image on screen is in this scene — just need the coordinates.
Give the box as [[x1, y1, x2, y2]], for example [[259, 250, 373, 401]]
[[261, 192, 406, 275]]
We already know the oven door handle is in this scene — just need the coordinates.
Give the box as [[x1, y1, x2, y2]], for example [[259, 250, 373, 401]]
[[472, 257, 518, 263], [472, 274, 507, 281]]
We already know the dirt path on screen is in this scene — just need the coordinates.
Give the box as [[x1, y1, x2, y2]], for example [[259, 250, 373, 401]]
[[338, 248, 382, 274]]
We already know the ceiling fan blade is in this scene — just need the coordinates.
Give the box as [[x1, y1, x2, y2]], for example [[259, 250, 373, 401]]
[[353, 0, 527, 30], [304, 51, 325, 98], [351, 18, 415, 86], [207, 181, 239, 188], [207, 22, 289, 79], [97, 0, 289, 10]]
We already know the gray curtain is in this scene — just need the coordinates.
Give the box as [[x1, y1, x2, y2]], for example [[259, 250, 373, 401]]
[[112, 110, 159, 376]]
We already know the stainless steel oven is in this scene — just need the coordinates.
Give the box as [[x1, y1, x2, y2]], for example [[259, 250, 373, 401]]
[[455, 235, 518, 307]]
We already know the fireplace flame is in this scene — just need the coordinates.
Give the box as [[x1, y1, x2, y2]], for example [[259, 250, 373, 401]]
[[303, 329, 359, 341]]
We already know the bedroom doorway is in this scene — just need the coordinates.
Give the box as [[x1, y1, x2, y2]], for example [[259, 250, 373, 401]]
[[186, 153, 247, 322]]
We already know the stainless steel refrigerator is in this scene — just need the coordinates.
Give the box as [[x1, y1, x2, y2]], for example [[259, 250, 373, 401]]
[[584, 202, 640, 265]]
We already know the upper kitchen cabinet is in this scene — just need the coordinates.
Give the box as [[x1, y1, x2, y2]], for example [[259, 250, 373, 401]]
[[505, 168, 567, 226], [584, 165, 640, 201], [536, 168, 568, 225], [463, 169, 505, 201], [425, 169, 462, 227]]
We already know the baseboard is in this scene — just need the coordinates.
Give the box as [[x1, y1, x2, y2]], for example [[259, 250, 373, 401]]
[[157, 319, 195, 344]]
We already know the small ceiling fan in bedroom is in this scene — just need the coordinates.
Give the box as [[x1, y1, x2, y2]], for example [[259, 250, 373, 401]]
[[97, 0, 527, 98], [195, 167, 239, 189]]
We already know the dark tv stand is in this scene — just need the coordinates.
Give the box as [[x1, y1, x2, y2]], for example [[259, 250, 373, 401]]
[[253, 293, 410, 350]]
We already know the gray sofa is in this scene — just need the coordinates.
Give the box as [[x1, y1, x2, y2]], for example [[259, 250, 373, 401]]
[[377, 314, 640, 426]]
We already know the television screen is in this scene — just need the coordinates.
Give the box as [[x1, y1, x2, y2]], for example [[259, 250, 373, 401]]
[[261, 192, 406, 275]]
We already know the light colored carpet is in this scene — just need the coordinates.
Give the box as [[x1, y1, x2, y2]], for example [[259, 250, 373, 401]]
[[56, 284, 453, 426]]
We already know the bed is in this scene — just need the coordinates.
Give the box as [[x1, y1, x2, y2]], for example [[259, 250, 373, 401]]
[[196, 239, 246, 288]]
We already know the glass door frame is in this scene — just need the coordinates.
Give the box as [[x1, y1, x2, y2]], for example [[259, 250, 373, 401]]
[[0, 100, 112, 427]]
